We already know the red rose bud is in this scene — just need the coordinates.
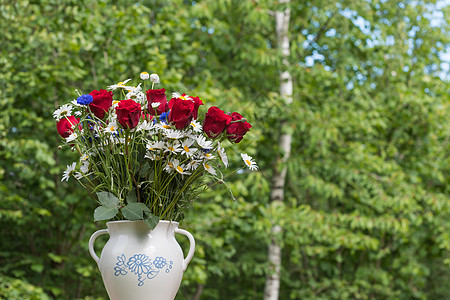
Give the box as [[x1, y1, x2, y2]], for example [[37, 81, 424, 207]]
[[89, 89, 114, 119], [168, 97, 195, 129], [203, 106, 232, 138], [116, 99, 142, 129], [146, 88, 168, 115], [226, 112, 252, 143], [56, 116, 79, 138], [191, 96, 204, 120]]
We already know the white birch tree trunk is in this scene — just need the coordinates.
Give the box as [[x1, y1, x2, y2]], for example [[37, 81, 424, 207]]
[[263, 1, 292, 299]]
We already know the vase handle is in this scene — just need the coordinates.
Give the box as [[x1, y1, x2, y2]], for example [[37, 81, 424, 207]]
[[88, 229, 108, 264], [175, 228, 195, 272]]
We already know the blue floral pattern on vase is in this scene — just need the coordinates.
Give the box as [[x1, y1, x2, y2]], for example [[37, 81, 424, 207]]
[[114, 253, 173, 286]]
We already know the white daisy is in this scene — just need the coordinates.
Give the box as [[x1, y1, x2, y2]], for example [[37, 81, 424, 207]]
[[145, 151, 162, 161], [74, 172, 83, 180], [241, 153, 258, 171], [140, 72, 150, 80], [164, 129, 185, 140], [112, 100, 120, 110], [190, 120, 202, 133], [150, 73, 160, 83], [79, 154, 89, 171], [164, 142, 182, 154], [203, 162, 216, 175], [147, 141, 165, 151], [187, 159, 201, 170], [53, 104, 73, 121], [107, 78, 132, 90], [151, 102, 161, 109], [164, 159, 178, 174], [126, 90, 146, 106], [74, 111, 82, 117], [172, 160, 191, 175], [217, 143, 228, 167], [104, 121, 119, 134], [61, 162, 77, 182], [137, 120, 156, 132], [155, 123, 173, 131], [202, 152, 215, 160], [71, 99, 83, 107], [196, 136, 213, 149], [171, 92, 192, 100], [65, 132, 78, 143], [180, 139, 197, 157]]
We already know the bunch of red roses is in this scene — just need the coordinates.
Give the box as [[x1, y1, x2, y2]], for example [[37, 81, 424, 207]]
[[56, 88, 251, 144], [53, 73, 257, 223]]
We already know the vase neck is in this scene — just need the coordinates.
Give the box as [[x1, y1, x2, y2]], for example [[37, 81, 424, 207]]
[[106, 220, 179, 237]]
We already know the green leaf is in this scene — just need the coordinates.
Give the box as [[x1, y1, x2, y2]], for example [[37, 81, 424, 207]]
[[126, 189, 137, 203], [94, 206, 118, 221], [143, 211, 159, 229], [139, 162, 150, 177], [96, 191, 120, 207], [121, 203, 145, 220]]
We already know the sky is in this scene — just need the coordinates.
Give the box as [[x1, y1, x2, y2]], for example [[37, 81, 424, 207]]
[[305, 0, 449, 80]]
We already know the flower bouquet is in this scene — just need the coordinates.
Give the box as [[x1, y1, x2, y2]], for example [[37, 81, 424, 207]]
[[54, 72, 257, 228]]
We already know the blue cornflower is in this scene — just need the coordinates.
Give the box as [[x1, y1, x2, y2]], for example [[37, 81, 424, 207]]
[[77, 94, 94, 105], [159, 111, 169, 123]]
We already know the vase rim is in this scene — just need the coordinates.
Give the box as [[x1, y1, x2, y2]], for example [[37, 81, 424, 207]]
[[105, 220, 179, 226]]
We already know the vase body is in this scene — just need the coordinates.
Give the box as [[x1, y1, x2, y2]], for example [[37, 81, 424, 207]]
[[89, 220, 195, 300]]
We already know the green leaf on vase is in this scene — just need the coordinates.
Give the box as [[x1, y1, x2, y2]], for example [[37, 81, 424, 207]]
[[94, 206, 118, 221], [143, 211, 159, 229], [96, 191, 120, 207], [126, 188, 138, 203], [121, 203, 144, 220]]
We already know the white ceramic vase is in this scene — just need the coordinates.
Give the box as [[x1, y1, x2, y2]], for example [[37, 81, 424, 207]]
[[88, 220, 195, 300]]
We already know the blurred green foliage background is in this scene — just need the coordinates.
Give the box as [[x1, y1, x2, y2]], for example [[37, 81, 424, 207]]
[[0, 0, 449, 299]]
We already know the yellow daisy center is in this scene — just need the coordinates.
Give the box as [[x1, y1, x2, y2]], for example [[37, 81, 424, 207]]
[[163, 125, 171, 129], [184, 146, 190, 152], [176, 166, 184, 173], [205, 163, 210, 169], [141, 72, 148, 75], [246, 160, 251, 166], [168, 147, 175, 151]]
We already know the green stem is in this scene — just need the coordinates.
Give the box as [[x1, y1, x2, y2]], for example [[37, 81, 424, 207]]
[[125, 129, 141, 202]]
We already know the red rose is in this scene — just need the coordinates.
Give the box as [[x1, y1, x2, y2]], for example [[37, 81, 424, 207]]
[[226, 112, 252, 143], [191, 96, 204, 120], [146, 88, 168, 115], [168, 97, 195, 129], [56, 116, 80, 138], [116, 99, 142, 129], [89, 89, 114, 119], [203, 106, 232, 138]]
